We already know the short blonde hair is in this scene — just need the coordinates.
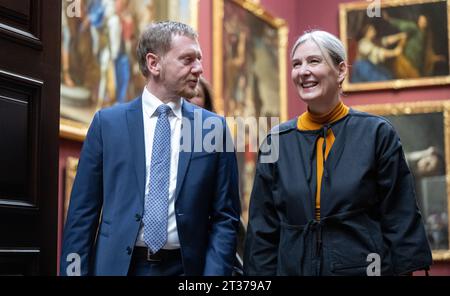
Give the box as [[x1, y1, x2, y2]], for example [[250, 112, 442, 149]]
[[137, 21, 198, 77]]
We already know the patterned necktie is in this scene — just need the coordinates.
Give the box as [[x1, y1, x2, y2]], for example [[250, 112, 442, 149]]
[[143, 104, 171, 253]]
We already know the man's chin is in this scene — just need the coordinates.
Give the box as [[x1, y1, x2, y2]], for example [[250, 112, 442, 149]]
[[179, 90, 196, 99]]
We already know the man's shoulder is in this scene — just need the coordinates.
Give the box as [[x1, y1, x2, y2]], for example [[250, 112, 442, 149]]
[[183, 99, 224, 120], [98, 97, 141, 118]]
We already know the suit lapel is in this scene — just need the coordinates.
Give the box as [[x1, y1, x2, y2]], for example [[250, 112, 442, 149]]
[[175, 101, 195, 201], [126, 97, 146, 202]]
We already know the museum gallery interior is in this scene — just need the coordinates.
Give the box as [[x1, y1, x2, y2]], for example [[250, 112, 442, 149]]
[[1, 0, 450, 275]]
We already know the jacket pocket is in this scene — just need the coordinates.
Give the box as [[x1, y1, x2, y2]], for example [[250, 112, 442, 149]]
[[327, 216, 379, 275], [191, 151, 216, 161], [277, 223, 305, 276], [331, 261, 368, 276], [98, 220, 110, 237]]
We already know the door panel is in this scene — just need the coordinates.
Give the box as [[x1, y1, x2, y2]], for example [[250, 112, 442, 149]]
[[0, 0, 60, 275]]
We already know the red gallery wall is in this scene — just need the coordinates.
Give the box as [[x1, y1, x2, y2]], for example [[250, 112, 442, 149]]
[[283, 0, 450, 275], [292, 0, 450, 114], [58, 0, 450, 274]]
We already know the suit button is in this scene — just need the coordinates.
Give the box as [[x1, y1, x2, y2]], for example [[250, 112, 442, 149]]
[[135, 214, 142, 221], [126, 246, 132, 255]]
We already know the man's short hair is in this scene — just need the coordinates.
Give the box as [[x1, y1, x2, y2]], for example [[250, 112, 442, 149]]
[[136, 21, 198, 77]]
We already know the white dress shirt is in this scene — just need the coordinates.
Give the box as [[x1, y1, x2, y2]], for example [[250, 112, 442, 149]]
[[135, 87, 182, 249]]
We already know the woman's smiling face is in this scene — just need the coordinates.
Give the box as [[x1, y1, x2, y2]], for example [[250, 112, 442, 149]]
[[291, 39, 346, 113]]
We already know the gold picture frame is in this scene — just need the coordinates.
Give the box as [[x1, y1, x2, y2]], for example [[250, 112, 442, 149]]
[[64, 156, 79, 225], [339, 0, 450, 92], [353, 100, 450, 261], [213, 0, 288, 225], [60, 0, 199, 141]]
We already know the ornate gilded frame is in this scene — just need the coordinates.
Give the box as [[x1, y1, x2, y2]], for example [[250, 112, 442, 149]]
[[213, 0, 288, 224], [64, 156, 78, 224], [212, 0, 288, 118], [339, 0, 450, 92], [354, 100, 450, 261], [60, 0, 199, 141]]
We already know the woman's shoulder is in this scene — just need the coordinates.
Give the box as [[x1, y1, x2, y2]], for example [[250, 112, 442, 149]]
[[349, 108, 394, 126], [271, 117, 298, 135], [348, 108, 399, 137]]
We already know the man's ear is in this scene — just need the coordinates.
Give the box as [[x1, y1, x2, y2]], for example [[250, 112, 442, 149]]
[[337, 61, 347, 86], [146, 53, 161, 75]]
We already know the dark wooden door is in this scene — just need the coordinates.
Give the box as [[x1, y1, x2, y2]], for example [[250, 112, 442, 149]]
[[0, 0, 60, 275]]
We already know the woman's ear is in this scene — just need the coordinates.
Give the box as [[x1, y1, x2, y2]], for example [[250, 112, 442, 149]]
[[146, 53, 160, 75], [337, 61, 347, 86]]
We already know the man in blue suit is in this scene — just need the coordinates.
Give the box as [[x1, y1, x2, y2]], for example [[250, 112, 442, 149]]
[[60, 21, 241, 276]]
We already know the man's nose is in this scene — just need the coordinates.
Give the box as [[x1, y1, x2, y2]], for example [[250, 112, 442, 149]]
[[192, 60, 203, 75]]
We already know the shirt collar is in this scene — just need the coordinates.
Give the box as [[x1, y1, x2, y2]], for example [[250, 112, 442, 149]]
[[142, 86, 183, 119]]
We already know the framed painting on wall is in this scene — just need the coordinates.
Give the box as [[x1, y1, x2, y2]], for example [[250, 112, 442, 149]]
[[339, 0, 450, 92], [213, 0, 288, 225], [60, 0, 199, 141], [354, 101, 450, 261], [64, 157, 79, 224]]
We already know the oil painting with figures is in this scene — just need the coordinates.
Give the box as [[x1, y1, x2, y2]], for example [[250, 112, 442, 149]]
[[388, 113, 448, 251], [340, 0, 450, 91], [355, 101, 450, 260], [60, 0, 197, 139], [213, 0, 288, 224]]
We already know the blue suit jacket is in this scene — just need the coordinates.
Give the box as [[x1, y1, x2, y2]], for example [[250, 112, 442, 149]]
[[60, 97, 241, 275]]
